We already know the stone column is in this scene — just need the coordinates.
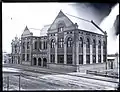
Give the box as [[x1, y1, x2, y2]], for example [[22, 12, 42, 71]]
[[96, 37, 98, 63], [76, 41, 79, 65], [38, 39, 40, 50], [90, 44, 93, 64], [83, 42, 86, 64], [41, 58, 43, 67], [48, 43, 51, 63], [72, 42, 75, 65], [37, 57, 38, 66], [101, 38, 103, 63], [55, 34, 57, 64], [25, 40, 27, 61], [41, 40, 43, 50], [64, 33, 67, 64], [64, 43, 67, 64]]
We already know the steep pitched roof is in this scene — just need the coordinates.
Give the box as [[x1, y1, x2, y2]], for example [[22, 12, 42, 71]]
[[48, 10, 75, 31], [22, 26, 32, 37], [49, 10, 104, 35], [65, 14, 104, 35]]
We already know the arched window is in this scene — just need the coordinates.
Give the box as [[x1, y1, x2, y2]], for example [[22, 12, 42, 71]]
[[98, 40, 101, 49], [67, 37, 72, 47], [51, 39, 55, 48], [34, 41, 37, 49], [79, 37, 83, 48], [79, 37, 83, 53], [86, 38, 90, 48], [58, 23, 64, 32], [93, 39, 96, 48]]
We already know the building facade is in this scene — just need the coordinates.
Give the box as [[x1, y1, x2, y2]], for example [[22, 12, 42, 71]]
[[11, 11, 107, 72], [11, 36, 21, 64]]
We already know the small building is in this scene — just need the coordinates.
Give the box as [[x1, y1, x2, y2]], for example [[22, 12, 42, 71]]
[[107, 53, 119, 69]]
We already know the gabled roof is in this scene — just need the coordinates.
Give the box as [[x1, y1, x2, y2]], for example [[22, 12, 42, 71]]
[[49, 10, 104, 35], [65, 13, 104, 35]]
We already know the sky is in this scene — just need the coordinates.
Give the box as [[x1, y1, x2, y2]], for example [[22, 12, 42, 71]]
[[2, 3, 119, 54]]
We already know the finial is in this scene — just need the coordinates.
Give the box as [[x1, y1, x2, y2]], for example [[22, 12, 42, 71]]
[[25, 25, 29, 30]]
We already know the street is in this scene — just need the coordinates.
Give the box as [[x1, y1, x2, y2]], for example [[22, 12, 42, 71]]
[[3, 66, 118, 90]]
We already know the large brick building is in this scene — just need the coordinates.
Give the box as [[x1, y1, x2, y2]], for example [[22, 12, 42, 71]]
[[11, 11, 107, 72]]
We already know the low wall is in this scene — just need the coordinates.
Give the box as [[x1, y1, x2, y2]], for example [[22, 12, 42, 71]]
[[78, 63, 106, 73], [47, 63, 77, 72], [21, 61, 31, 65]]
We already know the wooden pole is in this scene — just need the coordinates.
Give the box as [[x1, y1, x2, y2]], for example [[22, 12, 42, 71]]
[[7, 76, 9, 91], [19, 74, 20, 91]]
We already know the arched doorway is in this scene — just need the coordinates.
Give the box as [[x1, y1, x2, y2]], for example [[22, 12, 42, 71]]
[[33, 58, 37, 65], [38, 58, 41, 66], [43, 58, 47, 67]]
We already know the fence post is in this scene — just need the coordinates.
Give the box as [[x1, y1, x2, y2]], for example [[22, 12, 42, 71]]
[[19, 74, 21, 91], [7, 76, 9, 91]]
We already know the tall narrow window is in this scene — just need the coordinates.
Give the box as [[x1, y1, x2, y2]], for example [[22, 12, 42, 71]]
[[103, 55, 106, 62], [79, 37, 83, 53], [67, 37, 72, 47], [27, 42, 29, 49], [103, 41, 106, 49], [58, 23, 64, 32], [51, 54, 55, 63], [79, 55, 83, 64], [39, 41, 41, 49], [22, 54, 25, 61], [67, 55, 72, 64], [93, 39, 96, 48], [51, 39, 55, 48], [98, 40, 101, 49], [98, 55, 101, 63], [45, 41, 47, 49], [93, 39, 96, 53], [43, 41, 45, 49], [86, 38, 90, 48], [34, 41, 37, 49], [86, 55, 90, 64], [86, 38, 90, 53], [98, 40, 101, 54], [58, 38, 64, 48], [27, 54, 29, 61]]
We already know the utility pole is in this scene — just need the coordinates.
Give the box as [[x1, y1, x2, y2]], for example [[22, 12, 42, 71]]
[[65, 13, 108, 71], [7, 76, 9, 91], [19, 74, 21, 91]]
